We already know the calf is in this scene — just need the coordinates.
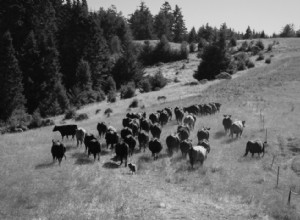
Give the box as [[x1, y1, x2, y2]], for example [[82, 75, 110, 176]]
[[222, 115, 232, 134], [230, 120, 246, 138], [87, 139, 101, 161], [97, 122, 107, 138], [180, 139, 192, 157], [128, 163, 137, 174], [197, 127, 210, 142], [76, 127, 86, 147], [51, 140, 66, 165]]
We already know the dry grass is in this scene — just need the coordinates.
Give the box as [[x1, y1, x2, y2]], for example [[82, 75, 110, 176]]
[[1, 38, 300, 219]]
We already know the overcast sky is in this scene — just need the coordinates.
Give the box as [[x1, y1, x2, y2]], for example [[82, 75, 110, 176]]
[[86, 0, 300, 35]]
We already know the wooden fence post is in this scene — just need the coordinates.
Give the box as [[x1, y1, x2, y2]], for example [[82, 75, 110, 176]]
[[271, 155, 275, 169], [288, 188, 292, 205], [276, 166, 280, 187]]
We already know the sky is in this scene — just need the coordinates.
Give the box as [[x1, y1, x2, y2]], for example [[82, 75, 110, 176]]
[[86, 0, 300, 35]]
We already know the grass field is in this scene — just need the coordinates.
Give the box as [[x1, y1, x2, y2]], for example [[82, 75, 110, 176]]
[[1, 38, 300, 220]]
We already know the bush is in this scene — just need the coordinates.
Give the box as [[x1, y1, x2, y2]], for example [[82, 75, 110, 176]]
[[120, 82, 136, 99], [149, 70, 167, 90], [189, 43, 197, 52], [7, 109, 32, 129], [27, 111, 43, 129], [250, 45, 261, 55], [234, 52, 250, 71], [226, 61, 238, 74], [180, 41, 189, 59], [129, 99, 139, 108], [267, 44, 273, 52], [229, 38, 237, 47], [265, 57, 271, 64], [239, 41, 249, 52], [64, 108, 77, 120], [107, 90, 117, 103], [139, 78, 151, 93], [246, 60, 255, 68], [255, 40, 264, 50], [104, 108, 113, 117], [75, 113, 88, 121], [256, 52, 265, 61]]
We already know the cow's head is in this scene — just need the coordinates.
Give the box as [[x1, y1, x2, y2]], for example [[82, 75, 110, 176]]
[[52, 126, 58, 131], [242, 121, 246, 127]]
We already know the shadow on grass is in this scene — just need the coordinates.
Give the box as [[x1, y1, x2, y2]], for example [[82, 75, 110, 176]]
[[71, 152, 93, 165], [103, 161, 119, 169], [65, 144, 77, 152], [100, 149, 111, 156], [213, 130, 226, 139], [35, 161, 55, 169], [221, 137, 237, 144]]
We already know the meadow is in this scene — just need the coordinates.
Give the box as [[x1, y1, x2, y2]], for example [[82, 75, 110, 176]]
[[1, 38, 300, 220]]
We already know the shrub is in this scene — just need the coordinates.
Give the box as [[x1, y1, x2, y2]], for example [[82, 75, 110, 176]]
[[27, 111, 43, 129], [129, 99, 138, 108], [239, 41, 249, 52], [250, 45, 261, 55], [149, 70, 167, 90], [267, 44, 273, 52], [189, 43, 197, 52], [226, 61, 238, 74], [229, 38, 237, 47], [234, 52, 250, 71], [246, 60, 255, 68], [255, 40, 264, 50], [139, 78, 151, 93], [107, 90, 117, 103], [120, 82, 136, 99], [104, 108, 113, 117], [180, 41, 189, 59], [7, 109, 32, 129], [75, 113, 88, 121], [236, 60, 246, 71], [64, 108, 77, 120], [256, 52, 265, 61], [174, 77, 180, 83], [265, 57, 271, 64]]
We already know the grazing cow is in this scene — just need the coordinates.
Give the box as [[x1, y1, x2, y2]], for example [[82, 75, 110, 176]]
[[128, 163, 137, 174], [97, 122, 107, 138], [76, 128, 86, 147], [188, 146, 207, 168], [230, 120, 246, 138], [122, 117, 133, 128], [166, 134, 180, 156], [223, 115, 233, 134], [124, 135, 136, 156], [129, 120, 139, 137], [149, 139, 163, 160], [51, 140, 66, 165], [150, 123, 162, 139], [140, 118, 151, 133], [177, 125, 190, 141], [244, 140, 267, 157], [138, 131, 149, 152], [183, 105, 199, 115], [86, 139, 101, 161], [157, 96, 166, 102], [84, 133, 97, 152], [164, 107, 172, 120], [202, 104, 212, 115], [209, 103, 217, 114], [53, 125, 77, 140], [198, 139, 210, 153], [159, 110, 169, 127], [105, 130, 119, 149], [149, 113, 159, 124], [183, 115, 195, 130], [174, 107, 184, 124], [198, 104, 204, 115], [121, 127, 133, 139], [126, 113, 141, 120], [214, 102, 221, 112], [115, 142, 129, 167], [180, 139, 192, 157], [197, 127, 210, 142]]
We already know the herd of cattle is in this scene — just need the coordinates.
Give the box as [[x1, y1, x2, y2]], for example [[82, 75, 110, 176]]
[[51, 102, 267, 169]]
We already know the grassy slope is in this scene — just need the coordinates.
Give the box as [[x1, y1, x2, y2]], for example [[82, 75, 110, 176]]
[[1, 38, 300, 220]]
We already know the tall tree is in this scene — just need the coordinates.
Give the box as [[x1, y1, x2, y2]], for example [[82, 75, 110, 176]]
[[0, 31, 26, 121], [243, 26, 252, 39], [280, 24, 296, 37], [172, 5, 187, 42], [154, 1, 174, 40], [128, 1, 155, 40], [188, 27, 197, 43]]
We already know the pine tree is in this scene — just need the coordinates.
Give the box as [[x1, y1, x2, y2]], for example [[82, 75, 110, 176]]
[[244, 26, 252, 39], [128, 1, 155, 40], [188, 27, 197, 43], [154, 1, 174, 40], [0, 31, 26, 121], [172, 5, 187, 42]]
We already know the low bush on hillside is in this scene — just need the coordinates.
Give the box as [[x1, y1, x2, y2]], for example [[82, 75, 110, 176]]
[[149, 70, 167, 91], [75, 113, 88, 121], [107, 90, 117, 103], [104, 108, 113, 117], [265, 57, 271, 64], [239, 41, 249, 52], [129, 99, 139, 108], [64, 108, 77, 120], [256, 52, 265, 61], [138, 78, 151, 93], [247, 60, 255, 68], [255, 40, 265, 50], [267, 44, 273, 52], [120, 82, 136, 99], [189, 43, 197, 52]]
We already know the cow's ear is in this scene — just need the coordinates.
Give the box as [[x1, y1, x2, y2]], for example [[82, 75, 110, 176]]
[[229, 115, 231, 118], [223, 115, 226, 117]]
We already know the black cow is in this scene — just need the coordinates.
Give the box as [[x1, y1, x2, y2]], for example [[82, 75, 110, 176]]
[[140, 118, 151, 133], [177, 125, 190, 141], [138, 131, 149, 152], [209, 103, 217, 114], [53, 125, 77, 140], [149, 139, 163, 160], [97, 122, 107, 138], [105, 130, 119, 149], [122, 117, 132, 128], [115, 142, 129, 167], [159, 110, 169, 127], [197, 127, 210, 142], [129, 120, 139, 137], [202, 104, 212, 115], [87, 139, 101, 161], [174, 107, 184, 124], [164, 107, 172, 120], [180, 139, 192, 157], [222, 115, 232, 134], [84, 133, 97, 153], [244, 140, 267, 157], [51, 140, 66, 165], [121, 127, 133, 139], [214, 102, 221, 112], [183, 105, 199, 115], [149, 113, 159, 124], [150, 123, 162, 139], [124, 135, 136, 156], [166, 134, 180, 156]]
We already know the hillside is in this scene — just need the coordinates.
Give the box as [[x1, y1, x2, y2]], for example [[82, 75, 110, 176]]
[[1, 38, 300, 220]]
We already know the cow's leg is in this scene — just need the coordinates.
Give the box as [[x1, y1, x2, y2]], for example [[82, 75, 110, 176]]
[[252, 153, 254, 157], [98, 153, 100, 161], [120, 157, 123, 166]]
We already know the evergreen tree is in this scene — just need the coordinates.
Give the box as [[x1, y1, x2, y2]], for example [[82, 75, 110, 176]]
[[280, 24, 296, 37], [188, 27, 197, 43], [154, 1, 174, 40], [244, 26, 252, 39], [128, 1, 155, 40], [172, 5, 187, 42], [0, 31, 26, 121]]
